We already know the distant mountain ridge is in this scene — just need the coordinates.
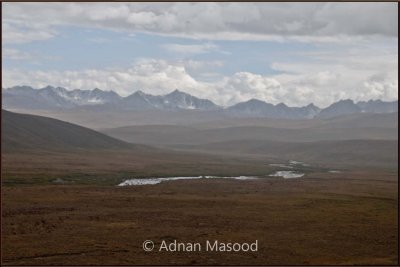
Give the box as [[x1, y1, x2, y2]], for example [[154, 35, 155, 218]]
[[119, 89, 220, 111], [3, 86, 121, 109], [226, 99, 321, 119], [3, 86, 220, 111], [2, 85, 398, 119]]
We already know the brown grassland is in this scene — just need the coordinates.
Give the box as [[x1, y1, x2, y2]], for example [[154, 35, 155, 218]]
[[1, 163, 398, 265]]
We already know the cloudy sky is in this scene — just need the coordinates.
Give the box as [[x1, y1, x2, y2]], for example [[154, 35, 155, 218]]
[[2, 2, 398, 107]]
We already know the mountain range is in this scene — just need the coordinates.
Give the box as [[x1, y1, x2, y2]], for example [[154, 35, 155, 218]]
[[3, 85, 398, 119]]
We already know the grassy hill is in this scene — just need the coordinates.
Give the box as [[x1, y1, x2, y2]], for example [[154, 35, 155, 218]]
[[1, 110, 277, 185], [2, 110, 132, 152], [175, 139, 398, 169], [102, 123, 398, 146], [101, 112, 398, 169]]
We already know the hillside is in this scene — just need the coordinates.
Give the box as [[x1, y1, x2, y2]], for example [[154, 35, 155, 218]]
[[2, 110, 280, 185], [103, 121, 398, 146], [2, 110, 132, 152], [101, 112, 398, 169], [175, 139, 398, 169]]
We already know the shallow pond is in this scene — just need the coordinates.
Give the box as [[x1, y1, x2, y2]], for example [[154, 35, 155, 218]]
[[269, 171, 304, 179], [118, 175, 258, 186]]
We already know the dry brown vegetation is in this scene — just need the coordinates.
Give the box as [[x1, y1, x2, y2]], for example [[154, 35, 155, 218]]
[[1, 149, 277, 186], [2, 171, 398, 265]]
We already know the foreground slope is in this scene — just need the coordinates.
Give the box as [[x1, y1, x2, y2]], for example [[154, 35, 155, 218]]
[[2, 110, 131, 151]]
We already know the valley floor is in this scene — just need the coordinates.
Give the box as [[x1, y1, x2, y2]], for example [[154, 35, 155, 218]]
[[2, 171, 398, 265]]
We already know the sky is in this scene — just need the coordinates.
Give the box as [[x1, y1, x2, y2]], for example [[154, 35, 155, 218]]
[[2, 2, 398, 108]]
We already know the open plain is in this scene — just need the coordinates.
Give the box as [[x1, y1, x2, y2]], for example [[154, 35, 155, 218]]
[[2, 170, 398, 265]]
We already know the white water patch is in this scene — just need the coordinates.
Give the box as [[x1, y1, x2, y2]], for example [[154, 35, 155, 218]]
[[269, 171, 304, 179], [118, 176, 258, 186], [328, 170, 341, 173], [119, 179, 163, 186], [269, 160, 310, 168], [289, 160, 310, 166], [230, 176, 258, 180], [269, 164, 294, 169]]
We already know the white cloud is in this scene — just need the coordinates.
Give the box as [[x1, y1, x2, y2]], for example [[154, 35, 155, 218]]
[[162, 43, 219, 55], [3, 48, 33, 60], [2, 3, 397, 44], [269, 43, 398, 106], [87, 37, 113, 43], [216, 72, 285, 105], [2, 48, 61, 63], [180, 59, 224, 70], [2, 3, 397, 107], [363, 74, 398, 101], [2, 21, 57, 44], [2, 60, 210, 98], [3, 57, 397, 108]]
